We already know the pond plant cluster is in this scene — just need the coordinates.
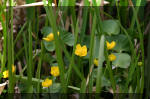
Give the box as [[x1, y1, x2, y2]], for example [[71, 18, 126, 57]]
[[0, 0, 150, 98]]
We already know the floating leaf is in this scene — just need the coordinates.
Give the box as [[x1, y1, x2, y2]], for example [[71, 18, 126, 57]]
[[103, 20, 120, 35], [112, 53, 131, 68]]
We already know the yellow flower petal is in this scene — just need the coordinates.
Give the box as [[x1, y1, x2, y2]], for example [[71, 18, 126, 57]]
[[50, 66, 60, 77], [108, 54, 116, 61], [106, 41, 116, 50], [75, 44, 81, 56], [43, 37, 50, 41], [43, 33, 54, 42], [47, 33, 54, 39], [12, 65, 15, 73], [47, 33, 54, 41], [76, 44, 82, 49], [81, 45, 87, 56]]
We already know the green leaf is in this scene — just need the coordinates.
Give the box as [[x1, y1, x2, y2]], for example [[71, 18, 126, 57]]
[[49, 83, 61, 93], [112, 53, 131, 68], [80, 79, 86, 93], [101, 76, 111, 87], [62, 32, 74, 46], [82, 35, 90, 48], [94, 36, 100, 58], [106, 34, 130, 52], [43, 53, 56, 64], [44, 41, 55, 52], [41, 27, 52, 35], [102, 20, 120, 35], [0, 73, 3, 78]]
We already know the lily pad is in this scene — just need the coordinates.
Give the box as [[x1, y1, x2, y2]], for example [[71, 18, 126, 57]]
[[102, 20, 120, 35], [112, 53, 131, 68]]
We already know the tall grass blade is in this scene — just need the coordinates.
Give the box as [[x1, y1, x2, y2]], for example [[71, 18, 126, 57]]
[[96, 35, 105, 93]]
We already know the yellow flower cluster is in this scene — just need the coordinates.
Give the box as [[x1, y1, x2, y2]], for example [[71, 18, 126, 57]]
[[41, 66, 60, 88], [43, 32, 60, 42], [106, 41, 116, 61], [75, 44, 87, 57], [50, 66, 60, 77], [42, 78, 52, 88], [3, 65, 16, 78]]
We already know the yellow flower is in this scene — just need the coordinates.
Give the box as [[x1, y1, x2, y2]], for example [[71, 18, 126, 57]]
[[50, 66, 60, 77], [43, 32, 60, 42], [2, 65, 15, 78], [12, 65, 15, 73], [42, 78, 52, 87], [138, 62, 142, 66], [43, 33, 54, 42], [106, 41, 116, 50], [57, 31, 60, 35], [94, 59, 98, 66], [3, 70, 9, 78], [108, 54, 116, 61], [75, 44, 87, 57]]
